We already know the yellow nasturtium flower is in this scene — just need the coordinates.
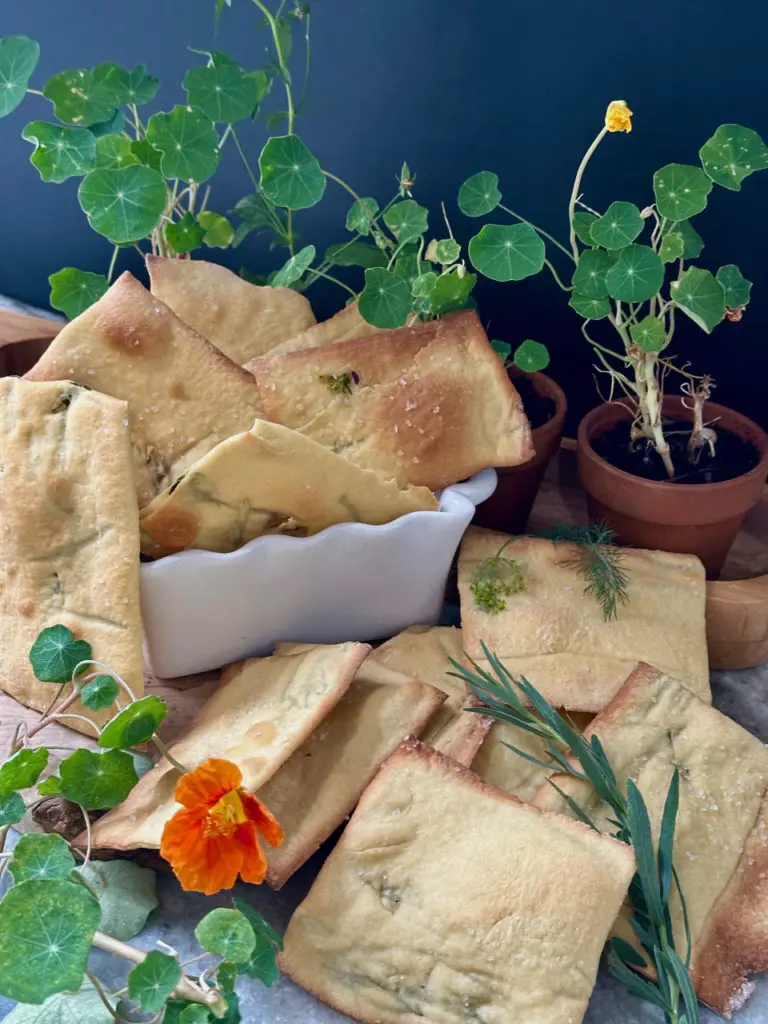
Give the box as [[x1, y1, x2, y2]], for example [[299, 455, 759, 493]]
[[605, 100, 633, 133]]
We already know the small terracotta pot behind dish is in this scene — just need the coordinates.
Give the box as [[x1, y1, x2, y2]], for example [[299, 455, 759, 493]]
[[577, 396, 768, 578], [472, 370, 567, 535]]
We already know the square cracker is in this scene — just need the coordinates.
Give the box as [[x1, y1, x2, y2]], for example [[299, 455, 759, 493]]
[[87, 642, 369, 851], [280, 739, 635, 1024], [251, 310, 534, 490], [139, 419, 437, 557], [533, 663, 768, 1017], [0, 379, 142, 735], [25, 272, 264, 506], [261, 643, 446, 888], [146, 256, 316, 365], [246, 300, 381, 361], [459, 528, 710, 711]]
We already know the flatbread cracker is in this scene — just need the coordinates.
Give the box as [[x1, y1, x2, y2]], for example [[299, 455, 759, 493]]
[[280, 739, 635, 1024], [252, 310, 534, 489], [247, 300, 380, 361], [147, 255, 316, 364], [0, 379, 142, 735], [139, 420, 437, 557], [459, 528, 710, 711], [87, 642, 368, 851], [534, 663, 768, 1017], [25, 273, 264, 506]]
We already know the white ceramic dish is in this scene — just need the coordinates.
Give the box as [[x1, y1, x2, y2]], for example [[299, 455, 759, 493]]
[[140, 469, 497, 678]]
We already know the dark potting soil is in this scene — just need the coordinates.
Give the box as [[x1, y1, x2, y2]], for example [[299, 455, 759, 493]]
[[592, 418, 761, 484], [514, 375, 556, 431]]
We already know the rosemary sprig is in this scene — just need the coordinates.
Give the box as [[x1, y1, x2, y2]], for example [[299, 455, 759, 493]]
[[450, 643, 699, 1024], [469, 540, 525, 614], [536, 521, 630, 621]]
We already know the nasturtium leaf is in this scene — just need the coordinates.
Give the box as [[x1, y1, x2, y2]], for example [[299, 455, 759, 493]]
[[630, 315, 666, 352], [384, 200, 429, 244], [411, 295, 432, 316], [0, 36, 40, 118], [605, 244, 665, 302], [232, 192, 276, 233], [571, 249, 616, 299], [0, 879, 100, 1003], [0, 747, 49, 795], [131, 752, 155, 779], [468, 223, 545, 282], [89, 108, 126, 138], [659, 232, 684, 264], [10, 833, 75, 884], [716, 264, 752, 309], [79, 674, 120, 711], [37, 776, 62, 796], [345, 196, 379, 234], [393, 249, 420, 282], [513, 339, 550, 373], [572, 211, 598, 246], [0, 792, 25, 826], [146, 105, 220, 182], [49, 268, 109, 320], [218, 961, 238, 994], [198, 211, 234, 247], [259, 134, 326, 210], [130, 138, 164, 172], [78, 860, 158, 941], [700, 124, 768, 191], [180, 1006, 211, 1024], [589, 201, 644, 250], [412, 271, 438, 297], [568, 292, 611, 320], [29, 625, 91, 684], [195, 908, 256, 964], [429, 269, 476, 315], [3, 981, 115, 1024], [22, 122, 96, 183], [358, 267, 411, 328], [42, 62, 131, 127], [670, 266, 725, 333], [675, 219, 705, 259], [124, 64, 160, 105], [324, 241, 386, 269], [93, 133, 140, 170], [271, 244, 316, 287], [458, 171, 501, 217], [78, 165, 167, 243], [128, 951, 181, 1013], [166, 212, 206, 254], [432, 238, 461, 265], [233, 898, 283, 951], [491, 339, 512, 361], [99, 695, 167, 749], [59, 748, 138, 809], [653, 163, 712, 221], [232, 899, 282, 984]]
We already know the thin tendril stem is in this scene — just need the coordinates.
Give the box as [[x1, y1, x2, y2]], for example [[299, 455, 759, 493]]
[[543, 258, 572, 292], [498, 203, 574, 261], [568, 126, 608, 260], [152, 735, 188, 775]]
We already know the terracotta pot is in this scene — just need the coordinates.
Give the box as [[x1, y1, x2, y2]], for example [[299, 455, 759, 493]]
[[577, 396, 768, 578], [472, 370, 567, 535]]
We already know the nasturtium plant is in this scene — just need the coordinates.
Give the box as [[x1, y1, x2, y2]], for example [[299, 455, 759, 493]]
[[457, 170, 501, 217], [513, 339, 550, 373], [468, 223, 545, 282], [652, 163, 712, 221], [699, 123, 768, 190], [59, 748, 138, 809], [99, 695, 167, 749], [259, 134, 326, 210], [630, 315, 666, 352], [183, 61, 263, 123], [78, 164, 167, 244], [0, 36, 40, 117], [670, 267, 725, 333], [145, 106, 220, 183], [198, 211, 235, 247], [77, 860, 159, 941], [3, 982, 115, 1024], [22, 122, 96, 183], [79, 674, 120, 711], [358, 267, 411, 328], [604, 244, 664, 303], [345, 196, 379, 234], [0, 747, 48, 794], [128, 951, 182, 1013], [571, 248, 616, 299], [166, 212, 207, 254], [0, 793, 25, 826], [195, 908, 256, 963], [716, 263, 752, 309], [272, 244, 316, 287], [589, 201, 644, 250], [48, 268, 109, 320], [94, 132, 139, 170], [383, 200, 429, 244], [10, 833, 75, 884], [29, 625, 90, 684]]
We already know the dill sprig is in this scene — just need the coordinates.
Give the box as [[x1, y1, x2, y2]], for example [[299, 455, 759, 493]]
[[318, 370, 359, 394], [537, 521, 630, 622], [450, 643, 699, 1024], [470, 540, 525, 614]]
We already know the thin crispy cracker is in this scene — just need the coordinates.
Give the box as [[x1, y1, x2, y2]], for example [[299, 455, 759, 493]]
[[247, 300, 380, 361]]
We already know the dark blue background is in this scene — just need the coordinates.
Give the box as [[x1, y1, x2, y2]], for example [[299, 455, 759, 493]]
[[2, 0, 766, 432]]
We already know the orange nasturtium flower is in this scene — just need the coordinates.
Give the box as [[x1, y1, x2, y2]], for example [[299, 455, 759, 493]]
[[160, 758, 284, 895], [605, 100, 633, 133]]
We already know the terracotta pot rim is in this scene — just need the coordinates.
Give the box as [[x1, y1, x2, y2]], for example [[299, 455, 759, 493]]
[[578, 397, 768, 495], [509, 368, 568, 439]]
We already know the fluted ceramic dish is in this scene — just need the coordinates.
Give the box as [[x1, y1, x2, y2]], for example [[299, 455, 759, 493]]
[[140, 468, 497, 678]]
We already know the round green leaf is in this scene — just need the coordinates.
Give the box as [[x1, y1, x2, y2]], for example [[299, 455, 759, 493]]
[[99, 695, 167, 749], [491, 339, 512, 361], [195, 908, 256, 963], [412, 271, 438, 297], [22, 122, 96, 183], [3, 981, 115, 1024], [42, 63, 132, 127], [674, 220, 704, 260], [37, 776, 62, 796], [670, 267, 725, 333], [0, 37, 40, 118], [94, 133, 140, 170], [180, 1006, 210, 1024], [659, 232, 684, 264], [49, 268, 109, 320], [469, 223, 545, 282], [124, 64, 160, 105], [0, 879, 100, 1003], [513, 339, 550, 373], [358, 268, 411, 328], [0, 748, 49, 795], [432, 238, 461, 265], [653, 163, 712, 221], [572, 211, 598, 246], [324, 241, 387, 269], [78, 165, 167, 243], [345, 196, 379, 234], [393, 248, 420, 281], [198, 211, 234, 248], [429, 269, 476, 315], [259, 134, 326, 210], [89, 108, 126, 138], [78, 860, 158, 941], [131, 138, 164, 173], [166, 212, 206, 255], [384, 201, 429, 244], [589, 201, 644, 250], [59, 748, 138, 809], [630, 315, 666, 352], [571, 249, 616, 299], [716, 264, 752, 309], [271, 244, 315, 287], [568, 292, 611, 320], [80, 674, 120, 711], [0, 792, 25, 826], [29, 625, 91, 684], [10, 833, 75, 884], [146, 105, 219, 183], [458, 171, 501, 217], [128, 951, 181, 1012], [605, 244, 664, 302], [700, 124, 768, 191], [184, 63, 261, 123]]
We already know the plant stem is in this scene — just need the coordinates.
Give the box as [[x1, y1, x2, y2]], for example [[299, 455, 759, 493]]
[[26, 688, 84, 740], [26, 88, 45, 96], [498, 203, 574, 262], [568, 126, 608, 261], [543, 258, 572, 292], [152, 735, 188, 775], [85, 971, 118, 1018], [106, 246, 119, 284], [303, 266, 357, 297], [323, 169, 369, 210], [253, 0, 295, 133], [231, 127, 259, 189]]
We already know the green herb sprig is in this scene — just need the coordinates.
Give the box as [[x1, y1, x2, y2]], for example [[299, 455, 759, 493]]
[[469, 540, 525, 614], [537, 521, 630, 621]]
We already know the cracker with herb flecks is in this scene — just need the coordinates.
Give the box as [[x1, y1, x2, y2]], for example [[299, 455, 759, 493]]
[[85, 642, 369, 852], [251, 309, 534, 490], [139, 420, 437, 557], [0, 379, 142, 735], [533, 663, 768, 1018], [147, 255, 316, 365], [246, 299, 381, 362], [25, 272, 264, 507], [459, 528, 710, 711], [280, 739, 635, 1024]]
